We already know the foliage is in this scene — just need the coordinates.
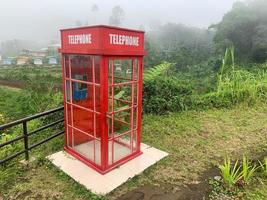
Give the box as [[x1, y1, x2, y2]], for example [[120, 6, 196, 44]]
[[242, 156, 258, 184], [145, 23, 214, 68], [143, 75, 192, 114], [109, 5, 125, 26], [143, 62, 174, 82], [212, 0, 267, 63], [142, 54, 267, 114], [216, 47, 267, 105], [219, 156, 243, 187], [143, 62, 196, 114], [219, 46, 235, 79], [259, 157, 267, 176]]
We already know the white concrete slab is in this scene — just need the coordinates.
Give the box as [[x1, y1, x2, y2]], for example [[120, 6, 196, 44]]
[[47, 143, 168, 195]]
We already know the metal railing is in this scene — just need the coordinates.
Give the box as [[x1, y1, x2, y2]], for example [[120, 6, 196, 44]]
[[0, 106, 64, 165]]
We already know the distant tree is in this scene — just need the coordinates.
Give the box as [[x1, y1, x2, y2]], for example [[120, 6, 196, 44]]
[[90, 4, 99, 24], [212, 0, 267, 63], [145, 23, 214, 69], [252, 25, 267, 62], [109, 6, 125, 26], [75, 20, 83, 27], [91, 4, 99, 12]]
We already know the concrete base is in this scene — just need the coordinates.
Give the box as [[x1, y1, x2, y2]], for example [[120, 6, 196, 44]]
[[47, 143, 168, 195]]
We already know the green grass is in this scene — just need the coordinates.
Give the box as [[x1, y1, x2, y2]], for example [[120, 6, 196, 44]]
[[0, 86, 24, 121], [0, 65, 62, 80], [1, 103, 267, 199]]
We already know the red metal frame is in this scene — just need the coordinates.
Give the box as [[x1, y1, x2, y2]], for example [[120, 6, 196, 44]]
[[60, 25, 145, 174]]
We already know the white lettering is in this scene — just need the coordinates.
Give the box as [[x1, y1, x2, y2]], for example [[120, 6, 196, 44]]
[[68, 34, 92, 44], [108, 34, 139, 46]]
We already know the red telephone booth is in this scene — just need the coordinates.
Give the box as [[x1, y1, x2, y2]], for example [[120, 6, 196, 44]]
[[60, 25, 145, 174]]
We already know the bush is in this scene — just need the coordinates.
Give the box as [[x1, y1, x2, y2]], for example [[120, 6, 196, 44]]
[[143, 76, 192, 114]]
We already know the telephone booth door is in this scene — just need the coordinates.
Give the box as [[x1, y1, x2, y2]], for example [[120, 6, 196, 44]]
[[64, 55, 103, 167], [106, 57, 142, 167]]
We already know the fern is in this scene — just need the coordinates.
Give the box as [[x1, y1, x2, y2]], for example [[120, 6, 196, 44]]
[[143, 62, 173, 82]]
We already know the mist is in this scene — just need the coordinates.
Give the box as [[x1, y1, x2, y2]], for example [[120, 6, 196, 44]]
[[0, 0, 239, 44]]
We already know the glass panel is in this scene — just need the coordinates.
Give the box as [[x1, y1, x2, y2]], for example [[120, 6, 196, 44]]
[[113, 85, 132, 111], [65, 55, 70, 78], [66, 81, 70, 102], [133, 107, 138, 130], [113, 133, 131, 163], [133, 83, 138, 106], [113, 109, 131, 136], [72, 106, 94, 137], [113, 59, 133, 83], [70, 55, 93, 83], [95, 113, 101, 139], [94, 139, 101, 165], [73, 128, 94, 162], [72, 81, 93, 110], [95, 86, 101, 112], [67, 126, 73, 147], [66, 104, 72, 125], [94, 56, 100, 84], [132, 130, 137, 152], [109, 60, 113, 84], [108, 116, 113, 137], [133, 59, 139, 81]]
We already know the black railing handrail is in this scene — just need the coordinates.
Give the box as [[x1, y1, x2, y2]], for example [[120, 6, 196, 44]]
[[0, 106, 64, 165], [0, 106, 64, 130]]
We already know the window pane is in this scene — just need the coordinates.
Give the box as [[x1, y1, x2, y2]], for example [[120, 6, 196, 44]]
[[72, 107, 94, 137], [72, 81, 94, 110], [64, 55, 70, 78], [94, 56, 100, 84], [113, 109, 131, 136], [70, 55, 93, 83], [113, 59, 133, 83], [66, 81, 70, 102], [133, 59, 139, 81], [73, 128, 95, 162]]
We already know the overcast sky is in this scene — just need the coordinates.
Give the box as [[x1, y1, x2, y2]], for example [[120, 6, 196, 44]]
[[0, 0, 240, 43]]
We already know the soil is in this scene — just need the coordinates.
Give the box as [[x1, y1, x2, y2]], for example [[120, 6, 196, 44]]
[[118, 167, 220, 200], [0, 79, 26, 89]]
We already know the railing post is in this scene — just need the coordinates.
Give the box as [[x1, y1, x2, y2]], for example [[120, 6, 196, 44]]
[[23, 121, 29, 161]]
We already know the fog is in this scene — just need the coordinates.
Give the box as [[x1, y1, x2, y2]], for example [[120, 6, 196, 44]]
[[0, 0, 240, 44]]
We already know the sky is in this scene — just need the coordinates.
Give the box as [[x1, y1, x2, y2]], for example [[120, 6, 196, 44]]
[[0, 0, 240, 43]]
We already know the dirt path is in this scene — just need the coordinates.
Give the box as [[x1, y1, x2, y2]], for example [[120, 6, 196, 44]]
[[118, 168, 220, 200]]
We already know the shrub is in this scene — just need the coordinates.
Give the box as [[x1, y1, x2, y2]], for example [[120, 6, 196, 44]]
[[242, 156, 258, 185], [143, 76, 192, 114], [219, 156, 243, 187]]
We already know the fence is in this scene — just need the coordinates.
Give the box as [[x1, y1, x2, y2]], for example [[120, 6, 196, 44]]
[[0, 106, 64, 165]]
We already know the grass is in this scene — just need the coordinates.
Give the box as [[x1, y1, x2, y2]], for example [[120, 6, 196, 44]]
[[1, 103, 267, 199], [0, 86, 23, 121], [0, 65, 62, 80]]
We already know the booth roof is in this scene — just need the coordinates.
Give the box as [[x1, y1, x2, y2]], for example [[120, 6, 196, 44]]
[[60, 24, 145, 33]]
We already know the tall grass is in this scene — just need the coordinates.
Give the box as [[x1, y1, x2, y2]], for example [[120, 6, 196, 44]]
[[216, 47, 267, 104]]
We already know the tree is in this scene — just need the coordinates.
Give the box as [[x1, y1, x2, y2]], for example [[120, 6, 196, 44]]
[[109, 6, 125, 26], [212, 0, 267, 63], [145, 23, 214, 69], [91, 4, 99, 12], [75, 20, 83, 27]]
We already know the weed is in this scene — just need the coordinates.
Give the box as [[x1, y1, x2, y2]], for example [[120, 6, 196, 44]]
[[259, 157, 267, 176], [242, 156, 258, 185], [219, 156, 243, 187]]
